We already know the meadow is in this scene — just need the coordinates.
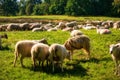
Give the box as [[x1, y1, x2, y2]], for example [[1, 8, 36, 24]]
[[0, 29, 120, 80], [0, 15, 120, 80]]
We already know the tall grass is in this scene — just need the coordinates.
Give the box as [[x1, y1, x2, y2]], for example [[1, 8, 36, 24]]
[[0, 29, 120, 80]]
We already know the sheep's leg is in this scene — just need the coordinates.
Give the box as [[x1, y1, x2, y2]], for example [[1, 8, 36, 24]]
[[83, 48, 90, 60], [70, 50, 73, 60], [114, 60, 119, 75], [20, 56, 24, 67], [60, 61, 64, 72], [118, 64, 120, 76], [13, 54, 17, 67]]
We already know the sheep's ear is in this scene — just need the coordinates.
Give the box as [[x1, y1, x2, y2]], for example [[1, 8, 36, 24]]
[[115, 45, 119, 48]]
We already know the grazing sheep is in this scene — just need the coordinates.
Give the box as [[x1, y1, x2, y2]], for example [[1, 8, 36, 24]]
[[109, 43, 120, 76], [0, 24, 8, 31], [56, 22, 66, 29], [65, 21, 77, 27], [49, 43, 71, 72], [31, 43, 49, 69], [30, 23, 41, 30], [96, 26, 111, 34], [7, 24, 21, 31], [70, 30, 83, 37], [64, 35, 90, 60], [13, 39, 49, 67], [0, 33, 8, 49], [113, 21, 120, 29], [20, 23, 30, 30]]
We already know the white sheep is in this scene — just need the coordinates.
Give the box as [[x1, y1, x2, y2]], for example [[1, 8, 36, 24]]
[[31, 43, 49, 69], [109, 43, 120, 76], [96, 26, 111, 34], [49, 43, 71, 72], [64, 35, 90, 60], [13, 39, 48, 67], [70, 30, 83, 37]]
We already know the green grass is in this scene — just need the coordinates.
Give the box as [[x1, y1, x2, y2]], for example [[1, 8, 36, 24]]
[[0, 29, 120, 80], [0, 15, 120, 21]]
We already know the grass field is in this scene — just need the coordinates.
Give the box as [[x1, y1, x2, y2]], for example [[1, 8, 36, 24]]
[[0, 15, 120, 21], [0, 15, 120, 80], [0, 28, 120, 80]]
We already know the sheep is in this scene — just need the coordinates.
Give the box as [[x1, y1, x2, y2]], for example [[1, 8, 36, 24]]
[[20, 23, 30, 30], [65, 21, 77, 27], [49, 43, 71, 72], [31, 43, 49, 69], [109, 43, 120, 76], [30, 23, 41, 30], [64, 35, 90, 60], [13, 38, 49, 67], [7, 23, 21, 31], [113, 21, 120, 29], [0, 33, 8, 49], [70, 30, 83, 37], [96, 26, 111, 34]]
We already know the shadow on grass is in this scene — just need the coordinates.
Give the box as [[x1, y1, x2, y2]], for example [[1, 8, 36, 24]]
[[0, 45, 10, 50], [24, 59, 88, 77], [23, 57, 112, 77]]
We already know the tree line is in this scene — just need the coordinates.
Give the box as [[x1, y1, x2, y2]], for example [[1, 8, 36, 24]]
[[0, 0, 120, 17]]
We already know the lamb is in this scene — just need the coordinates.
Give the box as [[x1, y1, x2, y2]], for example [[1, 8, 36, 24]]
[[64, 35, 90, 60], [13, 38, 49, 67], [109, 43, 120, 76], [0, 33, 8, 49], [70, 30, 83, 37], [49, 43, 71, 72], [31, 43, 49, 69]]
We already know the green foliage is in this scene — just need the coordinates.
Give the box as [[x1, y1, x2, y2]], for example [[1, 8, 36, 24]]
[[1, 0, 18, 16], [0, 28, 120, 80], [112, 0, 120, 17]]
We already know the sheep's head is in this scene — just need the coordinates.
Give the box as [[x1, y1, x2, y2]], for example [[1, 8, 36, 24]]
[[66, 51, 72, 60], [109, 44, 119, 54], [39, 38, 49, 45]]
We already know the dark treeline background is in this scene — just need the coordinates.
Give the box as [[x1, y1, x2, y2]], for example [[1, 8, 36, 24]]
[[0, 0, 120, 17]]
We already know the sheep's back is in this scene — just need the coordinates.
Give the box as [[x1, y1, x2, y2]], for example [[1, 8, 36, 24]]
[[15, 41, 37, 57]]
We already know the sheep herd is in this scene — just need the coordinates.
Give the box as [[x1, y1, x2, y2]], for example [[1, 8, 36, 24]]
[[1, 20, 120, 75], [12, 29, 91, 72]]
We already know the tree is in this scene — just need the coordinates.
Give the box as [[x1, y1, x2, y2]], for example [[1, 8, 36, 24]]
[[49, 0, 67, 15], [1, 0, 19, 16], [65, 0, 86, 16], [112, 0, 120, 16]]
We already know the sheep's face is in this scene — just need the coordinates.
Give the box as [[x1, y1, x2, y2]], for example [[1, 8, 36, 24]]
[[109, 44, 119, 54]]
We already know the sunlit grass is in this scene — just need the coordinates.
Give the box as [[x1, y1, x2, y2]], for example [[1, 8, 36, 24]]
[[0, 29, 120, 80], [0, 15, 120, 21]]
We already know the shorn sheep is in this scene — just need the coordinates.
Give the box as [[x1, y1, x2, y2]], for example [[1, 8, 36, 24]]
[[49, 43, 71, 72], [13, 38, 48, 67], [0, 33, 8, 49], [64, 35, 90, 60], [31, 43, 49, 69], [109, 43, 120, 76]]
